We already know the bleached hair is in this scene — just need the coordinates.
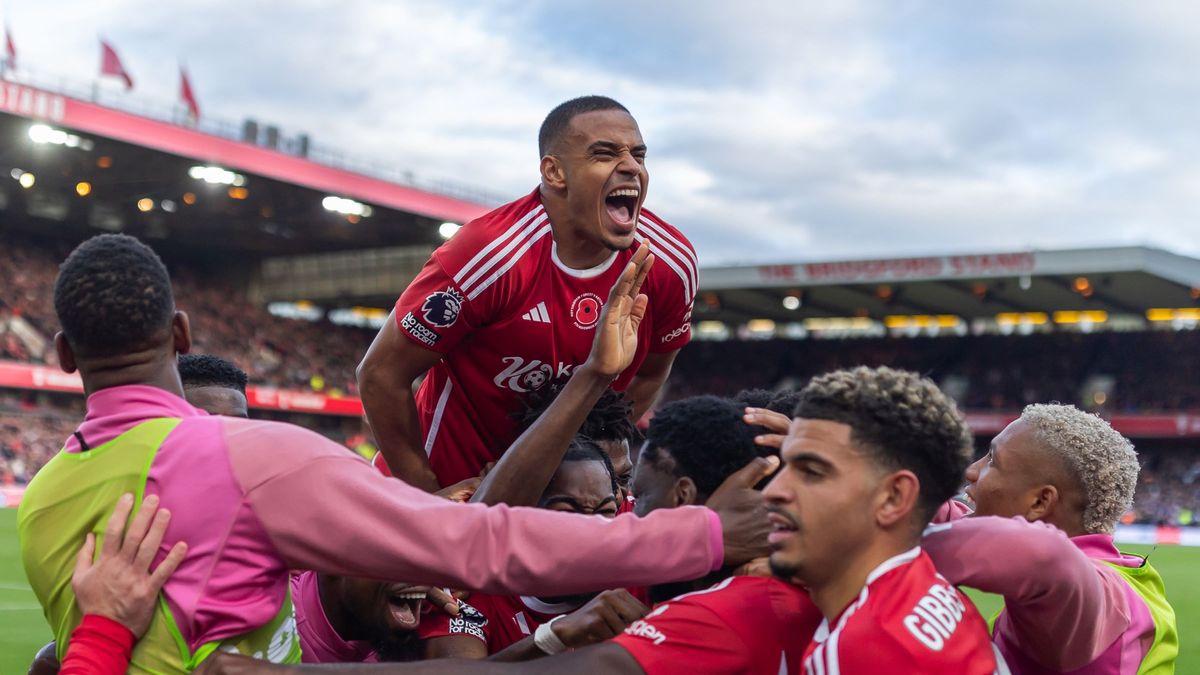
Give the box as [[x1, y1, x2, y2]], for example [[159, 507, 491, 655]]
[[1020, 403, 1138, 534]]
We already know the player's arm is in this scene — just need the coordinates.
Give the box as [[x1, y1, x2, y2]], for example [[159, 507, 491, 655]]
[[357, 311, 443, 492], [489, 589, 650, 662], [624, 349, 678, 419], [922, 515, 1125, 671], [471, 247, 653, 506], [197, 642, 644, 674], [229, 422, 774, 598]]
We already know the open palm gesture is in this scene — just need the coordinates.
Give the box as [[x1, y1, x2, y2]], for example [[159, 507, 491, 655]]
[[585, 244, 655, 379]]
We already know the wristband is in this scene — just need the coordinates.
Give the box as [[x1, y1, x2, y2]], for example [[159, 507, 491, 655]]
[[534, 615, 569, 655]]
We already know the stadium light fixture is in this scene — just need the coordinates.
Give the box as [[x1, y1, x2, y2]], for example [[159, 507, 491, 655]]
[[17, 172, 35, 189], [182, 192, 197, 205], [228, 187, 249, 200], [322, 195, 373, 217], [781, 295, 801, 310], [28, 124, 95, 151], [161, 200, 177, 212], [189, 165, 246, 186], [136, 198, 154, 212], [97, 156, 113, 169], [75, 181, 92, 197], [439, 222, 462, 239]]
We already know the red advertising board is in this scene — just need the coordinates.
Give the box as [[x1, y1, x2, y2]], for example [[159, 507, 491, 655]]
[[0, 360, 363, 417]]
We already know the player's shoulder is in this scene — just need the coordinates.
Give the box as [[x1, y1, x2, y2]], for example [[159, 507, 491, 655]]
[[432, 189, 549, 300], [636, 208, 697, 299], [662, 576, 800, 619], [435, 189, 548, 268]]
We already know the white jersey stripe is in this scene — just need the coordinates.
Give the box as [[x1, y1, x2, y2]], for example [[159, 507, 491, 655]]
[[638, 215, 698, 289], [467, 224, 552, 300], [639, 220, 698, 301], [459, 212, 549, 293], [424, 378, 453, 456], [641, 229, 694, 301], [452, 204, 544, 285]]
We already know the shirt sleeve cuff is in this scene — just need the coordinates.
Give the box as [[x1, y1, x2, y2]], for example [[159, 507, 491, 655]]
[[81, 614, 136, 648], [705, 509, 724, 571]]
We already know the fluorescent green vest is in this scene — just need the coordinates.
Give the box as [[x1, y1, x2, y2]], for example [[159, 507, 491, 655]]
[[1102, 557, 1178, 675], [17, 418, 302, 673], [985, 555, 1178, 674]]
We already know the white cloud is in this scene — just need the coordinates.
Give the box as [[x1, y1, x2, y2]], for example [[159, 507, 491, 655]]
[[8, 1, 1200, 262]]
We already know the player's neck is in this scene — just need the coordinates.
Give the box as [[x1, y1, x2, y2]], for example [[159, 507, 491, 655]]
[[809, 538, 917, 622], [540, 187, 613, 269], [78, 348, 185, 400]]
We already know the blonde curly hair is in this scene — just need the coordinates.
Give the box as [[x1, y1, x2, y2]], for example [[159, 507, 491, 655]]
[[1020, 404, 1139, 534]]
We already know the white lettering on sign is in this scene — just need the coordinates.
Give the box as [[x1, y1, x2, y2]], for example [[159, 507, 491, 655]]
[[0, 83, 67, 122]]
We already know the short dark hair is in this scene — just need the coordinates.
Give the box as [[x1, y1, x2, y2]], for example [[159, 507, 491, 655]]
[[767, 389, 802, 416], [793, 366, 972, 523], [53, 234, 175, 357], [538, 95, 630, 157], [178, 354, 249, 394], [730, 388, 776, 410], [547, 437, 620, 502], [517, 384, 640, 444], [644, 395, 763, 501]]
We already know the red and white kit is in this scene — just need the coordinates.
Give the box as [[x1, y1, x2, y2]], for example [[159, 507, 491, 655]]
[[614, 576, 823, 675], [802, 547, 1004, 675], [383, 188, 697, 486]]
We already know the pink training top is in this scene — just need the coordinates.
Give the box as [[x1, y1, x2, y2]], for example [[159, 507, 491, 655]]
[[64, 385, 725, 654], [923, 509, 1155, 674]]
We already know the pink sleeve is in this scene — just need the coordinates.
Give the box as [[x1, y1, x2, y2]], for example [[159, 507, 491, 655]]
[[226, 422, 723, 596], [931, 498, 972, 524], [922, 516, 1130, 671]]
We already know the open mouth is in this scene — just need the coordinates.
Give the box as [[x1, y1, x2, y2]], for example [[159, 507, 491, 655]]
[[766, 511, 798, 547], [604, 187, 640, 229], [385, 586, 429, 631]]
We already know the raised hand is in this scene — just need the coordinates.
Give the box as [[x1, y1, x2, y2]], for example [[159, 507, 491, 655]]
[[743, 406, 792, 452], [583, 243, 654, 380], [72, 493, 188, 637]]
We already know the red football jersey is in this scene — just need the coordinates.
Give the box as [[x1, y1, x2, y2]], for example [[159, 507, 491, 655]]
[[613, 576, 822, 675], [418, 593, 584, 654], [803, 547, 1003, 675], [387, 188, 697, 486]]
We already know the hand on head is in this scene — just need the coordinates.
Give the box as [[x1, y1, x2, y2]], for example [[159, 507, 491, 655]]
[[706, 455, 780, 568]]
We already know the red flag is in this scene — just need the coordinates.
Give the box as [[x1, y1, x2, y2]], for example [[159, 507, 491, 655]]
[[180, 67, 200, 120], [5, 27, 15, 71], [99, 40, 133, 89]]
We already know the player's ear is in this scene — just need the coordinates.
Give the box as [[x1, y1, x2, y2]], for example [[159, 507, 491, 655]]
[[673, 476, 698, 507], [172, 310, 192, 356], [1026, 485, 1058, 522], [540, 155, 567, 191], [875, 469, 920, 528], [55, 332, 77, 374]]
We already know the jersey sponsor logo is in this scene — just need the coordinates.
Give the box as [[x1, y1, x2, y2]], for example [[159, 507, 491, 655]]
[[570, 292, 603, 329], [660, 322, 691, 344], [422, 287, 464, 328], [401, 312, 440, 347], [624, 618, 668, 646], [521, 301, 551, 324], [493, 356, 571, 393], [903, 582, 967, 652]]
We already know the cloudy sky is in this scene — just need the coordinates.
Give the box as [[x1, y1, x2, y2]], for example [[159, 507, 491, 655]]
[[11, 1, 1200, 264]]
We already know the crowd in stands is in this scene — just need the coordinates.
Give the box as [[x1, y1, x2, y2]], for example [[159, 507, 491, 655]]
[[669, 331, 1200, 412], [1, 231, 373, 393], [1133, 450, 1200, 526]]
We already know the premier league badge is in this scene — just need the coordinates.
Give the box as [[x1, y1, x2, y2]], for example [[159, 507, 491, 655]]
[[422, 287, 464, 328]]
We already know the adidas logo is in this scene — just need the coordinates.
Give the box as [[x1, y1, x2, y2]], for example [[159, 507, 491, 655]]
[[522, 301, 550, 324]]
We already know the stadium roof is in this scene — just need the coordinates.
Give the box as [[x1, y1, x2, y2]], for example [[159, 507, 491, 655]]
[[0, 79, 494, 256], [696, 247, 1200, 323]]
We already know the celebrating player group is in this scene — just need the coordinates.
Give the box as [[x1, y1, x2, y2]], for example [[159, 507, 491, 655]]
[[16, 96, 1178, 675]]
